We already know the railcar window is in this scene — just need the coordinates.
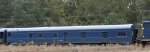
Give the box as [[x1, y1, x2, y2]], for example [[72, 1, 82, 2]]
[[54, 33, 58, 38], [39, 33, 42, 38], [118, 32, 126, 37], [0, 32, 3, 39], [102, 32, 107, 38], [64, 32, 67, 35], [8, 33, 11, 36], [29, 33, 32, 38], [143, 24, 146, 27], [81, 32, 86, 38], [143, 24, 150, 27]]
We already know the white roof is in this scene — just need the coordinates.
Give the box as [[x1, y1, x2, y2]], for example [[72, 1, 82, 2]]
[[6, 24, 136, 32], [0, 29, 5, 32]]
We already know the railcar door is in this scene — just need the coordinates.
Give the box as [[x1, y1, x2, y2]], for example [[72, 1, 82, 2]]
[[29, 33, 32, 42], [132, 29, 138, 43], [64, 32, 68, 43]]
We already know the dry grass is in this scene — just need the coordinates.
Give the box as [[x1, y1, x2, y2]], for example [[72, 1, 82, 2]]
[[0, 44, 149, 52]]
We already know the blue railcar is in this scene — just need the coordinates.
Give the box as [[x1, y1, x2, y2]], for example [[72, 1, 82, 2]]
[[5, 24, 138, 44], [141, 21, 150, 42], [0, 29, 7, 44]]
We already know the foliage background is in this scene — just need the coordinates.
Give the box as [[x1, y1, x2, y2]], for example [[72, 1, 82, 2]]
[[0, 0, 150, 37]]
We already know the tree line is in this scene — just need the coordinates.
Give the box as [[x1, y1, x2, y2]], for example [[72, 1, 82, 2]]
[[0, 0, 150, 28]]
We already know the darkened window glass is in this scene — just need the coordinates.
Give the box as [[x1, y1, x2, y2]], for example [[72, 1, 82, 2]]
[[54, 33, 58, 38], [29, 33, 32, 38], [81, 32, 86, 38], [64, 32, 67, 35], [118, 32, 126, 36], [102, 32, 107, 38], [8, 33, 11, 36], [39, 33, 42, 38], [143, 24, 146, 27], [143, 23, 150, 27], [0, 32, 3, 39]]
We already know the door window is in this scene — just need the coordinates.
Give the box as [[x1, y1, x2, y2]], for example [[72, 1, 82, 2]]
[[64, 32, 67, 35], [54, 33, 58, 38], [29, 33, 32, 38], [8, 33, 11, 36]]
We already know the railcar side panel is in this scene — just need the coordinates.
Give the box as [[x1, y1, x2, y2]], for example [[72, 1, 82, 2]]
[[5, 24, 138, 44], [7, 32, 29, 43], [6, 29, 134, 44]]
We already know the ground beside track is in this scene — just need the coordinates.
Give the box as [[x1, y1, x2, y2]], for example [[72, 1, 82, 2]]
[[0, 44, 150, 52]]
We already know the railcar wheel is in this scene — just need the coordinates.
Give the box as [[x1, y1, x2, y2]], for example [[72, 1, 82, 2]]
[[141, 41, 147, 48]]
